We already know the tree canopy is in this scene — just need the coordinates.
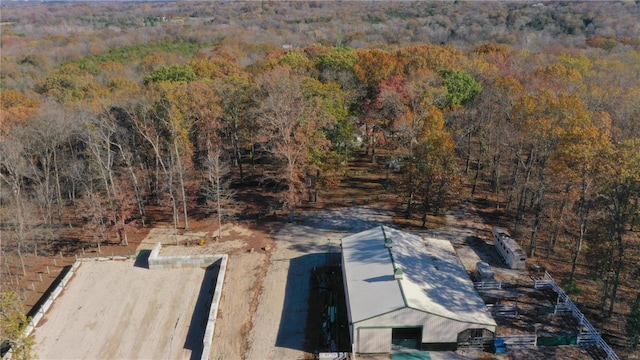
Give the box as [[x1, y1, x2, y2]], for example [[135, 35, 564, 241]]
[[1, 2, 640, 357]]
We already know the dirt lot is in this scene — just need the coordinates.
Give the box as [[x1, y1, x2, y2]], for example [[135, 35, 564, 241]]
[[143, 223, 273, 360], [33, 260, 215, 360]]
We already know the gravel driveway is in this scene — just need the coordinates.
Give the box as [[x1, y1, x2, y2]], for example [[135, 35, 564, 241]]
[[246, 206, 394, 359]]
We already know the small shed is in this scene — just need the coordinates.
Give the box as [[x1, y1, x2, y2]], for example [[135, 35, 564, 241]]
[[341, 226, 497, 354]]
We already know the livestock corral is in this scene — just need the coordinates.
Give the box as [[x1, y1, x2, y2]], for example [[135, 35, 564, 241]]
[[447, 207, 618, 360], [296, 205, 618, 359]]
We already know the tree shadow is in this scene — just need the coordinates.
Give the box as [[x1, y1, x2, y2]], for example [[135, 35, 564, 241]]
[[301, 206, 394, 232], [465, 236, 507, 268], [49, 238, 83, 256]]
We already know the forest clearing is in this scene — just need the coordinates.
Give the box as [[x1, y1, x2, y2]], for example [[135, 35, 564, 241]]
[[1, 1, 639, 359]]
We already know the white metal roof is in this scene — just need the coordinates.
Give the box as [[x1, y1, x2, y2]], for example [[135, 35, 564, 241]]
[[341, 226, 496, 327]]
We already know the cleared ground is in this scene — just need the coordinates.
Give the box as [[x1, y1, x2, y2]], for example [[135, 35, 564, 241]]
[[247, 206, 395, 359], [32, 205, 599, 360], [33, 260, 215, 360]]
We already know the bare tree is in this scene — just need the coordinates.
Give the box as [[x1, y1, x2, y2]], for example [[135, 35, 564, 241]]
[[0, 138, 36, 275], [203, 145, 235, 240], [81, 108, 132, 245], [126, 98, 181, 243], [75, 190, 107, 253]]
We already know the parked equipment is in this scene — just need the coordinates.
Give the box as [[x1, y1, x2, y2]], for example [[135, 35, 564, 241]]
[[492, 227, 526, 270]]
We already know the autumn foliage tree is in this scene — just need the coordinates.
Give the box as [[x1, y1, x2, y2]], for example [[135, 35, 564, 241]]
[[255, 66, 331, 222], [595, 139, 640, 318], [1, 12, 640, 354], [0, 291, 34, 360]]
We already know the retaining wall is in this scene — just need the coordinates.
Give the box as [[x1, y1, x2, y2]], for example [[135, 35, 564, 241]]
[[147, 241, 228, 360], [201, 254, 228, 360], [148, 242, 223, 269]]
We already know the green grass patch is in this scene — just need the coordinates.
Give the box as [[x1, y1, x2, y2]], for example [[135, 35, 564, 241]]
[[60, 41, 208, 72]]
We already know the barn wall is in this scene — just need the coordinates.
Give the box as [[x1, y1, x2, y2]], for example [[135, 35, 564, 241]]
[[342, 248, 355, 348], [356, 327, 391, 353], [356, 308, 496, 344]]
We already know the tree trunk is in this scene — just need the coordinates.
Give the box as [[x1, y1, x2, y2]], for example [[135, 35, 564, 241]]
[[608, 233, 625, 318], [232, 118, 244, 182], [371, 145, 376, 164], [217, 181, 223, 239], [53, 149, 64, 223], [600, 278, 610, 311], [465, 131, 472, 174], [472, 156, 481, 195], [173, 139, 189, 230], [118, 220, 128, 246], [385, 162, 391, 189], [492, 129, 502, 209], [514, 147, 535, 237], [167, 166, 179, 245], [17, 244, 26, 277], [529, 175, 545, 258], [117, 144, 145, 221], [435, 179, 446, 217], [529, 208, 541, 258], [421, 181, 432, 228], [548, 185, 570, 258], [406, 189, 414, 219], [569, 177, 588, 284], [364, 124, 371, 156]]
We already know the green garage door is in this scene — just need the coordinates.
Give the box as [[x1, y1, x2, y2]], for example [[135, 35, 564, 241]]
[[391, 327, 422, 350]]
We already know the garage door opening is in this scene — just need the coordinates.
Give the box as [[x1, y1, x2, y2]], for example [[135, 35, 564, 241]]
[[391, 327, 422, 350]]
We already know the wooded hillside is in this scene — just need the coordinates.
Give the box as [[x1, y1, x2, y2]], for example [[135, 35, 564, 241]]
[[1, 1, 639, 357]]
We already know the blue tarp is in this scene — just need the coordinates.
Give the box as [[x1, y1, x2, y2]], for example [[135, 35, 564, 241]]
[[391, 351, 432, 360]]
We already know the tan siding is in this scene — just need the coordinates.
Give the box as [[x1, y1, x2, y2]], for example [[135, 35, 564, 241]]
[[357, 328, 391, 353], [357, 308, 495, 344]]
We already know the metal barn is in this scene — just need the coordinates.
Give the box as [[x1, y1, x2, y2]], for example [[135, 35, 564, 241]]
[[341, 226, 497, 354]]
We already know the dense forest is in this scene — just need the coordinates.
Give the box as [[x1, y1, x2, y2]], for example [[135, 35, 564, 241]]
[[1, 1, 640, 357]]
